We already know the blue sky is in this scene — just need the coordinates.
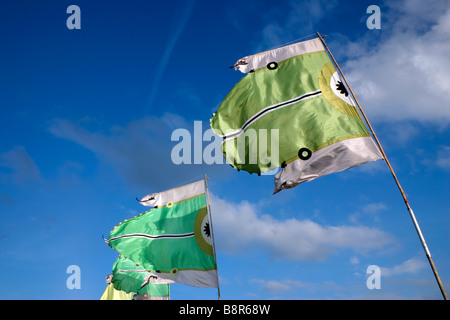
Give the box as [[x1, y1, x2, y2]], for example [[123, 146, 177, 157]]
[[0, 0, 449, 300]]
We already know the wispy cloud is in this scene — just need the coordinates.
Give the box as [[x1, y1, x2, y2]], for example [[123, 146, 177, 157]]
[[0, 146, 41, 184], [350, 202, 388, 224], [146, 0, 196, 110], [381, 257, 427, 277], [48, 114, 225, 191], [363, 202, 388, 214], [256, 0, 338, 52], [250, 278, 305, 294], [436, 145, 450, 170]]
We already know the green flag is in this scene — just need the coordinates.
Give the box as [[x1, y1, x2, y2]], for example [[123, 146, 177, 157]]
[[210, 37, 383, 193], [111, 255, 170, 299], [106, 180, 218, 288]]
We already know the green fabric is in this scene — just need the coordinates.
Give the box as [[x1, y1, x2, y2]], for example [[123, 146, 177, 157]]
[[111, 255, 169, 297], [107, 194, 216, 276], [211, 50, 370, 174]]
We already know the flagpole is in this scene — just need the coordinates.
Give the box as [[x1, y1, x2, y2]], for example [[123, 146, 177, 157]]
[[316, 32, 448, 300], [203, 174, 221, 300]]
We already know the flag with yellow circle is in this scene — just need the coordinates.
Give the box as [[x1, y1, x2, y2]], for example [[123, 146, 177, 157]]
[[210, 37, 383, 193], [106, 180, 218, 288]]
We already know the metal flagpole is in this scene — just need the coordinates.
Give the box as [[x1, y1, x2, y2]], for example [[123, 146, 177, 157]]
[[203, 174, 221, 300], [316, 32, 448, 300]]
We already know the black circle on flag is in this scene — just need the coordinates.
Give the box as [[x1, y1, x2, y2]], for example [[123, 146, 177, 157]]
[[298, 148, 312, 160], [267, 61, 278, 70], [194, 206, 214, 256]]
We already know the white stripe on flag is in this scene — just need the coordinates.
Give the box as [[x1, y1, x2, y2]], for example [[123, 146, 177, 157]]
[[220, 90, 322, 141], [106, 232, 195, 243]]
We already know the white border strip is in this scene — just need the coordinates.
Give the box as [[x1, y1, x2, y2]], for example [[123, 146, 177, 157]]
[[274, 136, 383, 193], [234, 38, 325, 73], [139, 180, 205, 207]]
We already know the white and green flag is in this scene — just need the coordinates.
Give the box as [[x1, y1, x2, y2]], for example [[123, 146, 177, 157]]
[[106, 180, 218, 288], [109, 255, 170, 300], [210, 37, 383, 193]]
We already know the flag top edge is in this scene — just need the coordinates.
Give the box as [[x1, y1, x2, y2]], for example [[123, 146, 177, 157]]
[[139, 179, 205, 207], [233, 37, 325, 73]]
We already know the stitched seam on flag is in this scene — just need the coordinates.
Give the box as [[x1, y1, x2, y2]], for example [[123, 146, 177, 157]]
[[222, 90, 322, 141], [106, 232, 195, 243], [115, 269, 148, 273]]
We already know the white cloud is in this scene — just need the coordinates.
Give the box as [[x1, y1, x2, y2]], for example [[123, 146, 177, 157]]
[[381, 257, 427, 277], [343, 1, 450, 124], [363, 202, 387, 214], [210, 194, 394, 261], [250, 278, 304, 294], [245, 0, 450, 125]]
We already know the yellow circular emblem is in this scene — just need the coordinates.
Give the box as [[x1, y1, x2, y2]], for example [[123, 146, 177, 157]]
[[194, 206, 214, 256]]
